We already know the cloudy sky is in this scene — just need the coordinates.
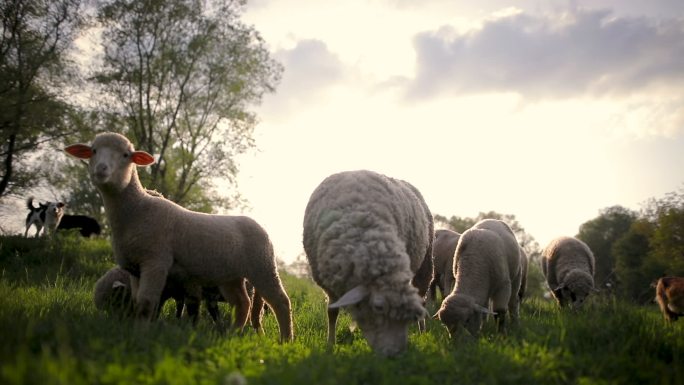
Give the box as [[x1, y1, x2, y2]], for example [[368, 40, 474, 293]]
[[233, 0, 684, 263]]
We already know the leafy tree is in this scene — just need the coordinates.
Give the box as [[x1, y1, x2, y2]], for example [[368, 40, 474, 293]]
[[94, 0, 281, 212], [577, 205, 637, 289], [0, 0, 88, 198]]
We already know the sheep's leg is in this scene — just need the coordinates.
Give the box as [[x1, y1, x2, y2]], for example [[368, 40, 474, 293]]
[[327, 306, 339, 346], [219, 280, 250, 332], [135, 264, 169, 321], [249, 275, 293, 342], [250, 289, 265, 333]]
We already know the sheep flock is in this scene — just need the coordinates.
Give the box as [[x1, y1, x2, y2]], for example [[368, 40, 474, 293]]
[[62, 131, 673, 357]]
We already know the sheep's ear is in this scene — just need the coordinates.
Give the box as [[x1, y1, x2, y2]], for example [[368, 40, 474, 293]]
[[131, 151, 155, 166], [329, 285, 369, 309], [473, 304, 496, 315], [65, 144, 93, 159]]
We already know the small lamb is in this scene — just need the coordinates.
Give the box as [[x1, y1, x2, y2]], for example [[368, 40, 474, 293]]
[[541, 236, 596, 308], [435, 219, 522, 337], [428, 229, 461, 302], [303, 170, 434, 357], [66, 132, 293, 342]]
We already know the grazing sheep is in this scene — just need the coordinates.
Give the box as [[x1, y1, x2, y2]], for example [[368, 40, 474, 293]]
[[57, 214, 102, 237], [65, 132, 293, 342], [428, 229, 461, 302], [654, 276, 684, 323], [435, 219, 522, 337], [518, 247, 529, 302], [303, 170, 434, 357], [541, 236, 595, 308]]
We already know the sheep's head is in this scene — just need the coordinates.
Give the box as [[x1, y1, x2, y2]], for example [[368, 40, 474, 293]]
[[434, 294, 494, 338], [555, 270, 595, 308], [329, 283, 427, 357], [65, 133, 154, 192]]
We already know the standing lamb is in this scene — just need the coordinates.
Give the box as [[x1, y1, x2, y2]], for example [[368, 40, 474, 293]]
[[435, 219, 522, 337], [654, 276, 684, 323], [541, 236, 595, 308], [303, 170, 434, 357], [65, 132, 293, 342], [428, 229, 461, 302]]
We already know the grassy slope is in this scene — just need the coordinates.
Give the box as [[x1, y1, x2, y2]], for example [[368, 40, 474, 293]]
[[1, 235, 682, 385]]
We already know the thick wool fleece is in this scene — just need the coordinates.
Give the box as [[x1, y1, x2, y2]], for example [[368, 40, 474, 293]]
[[541, 236, 595, 304]]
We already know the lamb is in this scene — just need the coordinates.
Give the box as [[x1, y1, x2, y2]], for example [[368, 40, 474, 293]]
[[65, 132, 293, 342], [434, 219, 522, 337], [541, 236, 595, 308], [654, 276, 684, 323], [303, 169, 434, 357], [428, 229, 461, 302]]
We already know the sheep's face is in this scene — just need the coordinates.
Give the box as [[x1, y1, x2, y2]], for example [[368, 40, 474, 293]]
[[329, 284, 426, 357], [65, 133, 154, 192], [435, 294, 488, 338]]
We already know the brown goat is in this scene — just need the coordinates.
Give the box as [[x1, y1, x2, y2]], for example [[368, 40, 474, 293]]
[[655, 276, 684, 322]]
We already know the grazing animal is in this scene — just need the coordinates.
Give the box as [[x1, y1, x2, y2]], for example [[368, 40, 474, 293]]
[[57, 214, 102, 237], [541, 236, 595, 308], [655, 276, 684, 323], [435, 219, 522, 337], [303, 170, 434, 357], [428, 229, 461, 302], [24, 197, 65, 237], [65, 132, 293, 342]]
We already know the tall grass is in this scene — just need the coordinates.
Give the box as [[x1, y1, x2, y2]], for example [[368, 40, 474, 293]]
[[1, 235, 682, 385]]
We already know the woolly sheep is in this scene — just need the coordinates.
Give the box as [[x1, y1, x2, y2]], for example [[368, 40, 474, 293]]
[[303, 170, 434, 357], [541, 236, 595, 308], [435, 219, 522, 337], [66, 132, 293, 342], [518, 246, 529, 302], [428, 229, 461, 302], [655, 276, 684, 322]]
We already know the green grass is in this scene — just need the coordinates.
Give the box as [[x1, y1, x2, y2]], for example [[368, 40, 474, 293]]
[[1, 234, 683, 385]]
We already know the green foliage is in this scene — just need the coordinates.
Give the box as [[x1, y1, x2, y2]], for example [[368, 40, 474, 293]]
[[2, 235, 683, 385]]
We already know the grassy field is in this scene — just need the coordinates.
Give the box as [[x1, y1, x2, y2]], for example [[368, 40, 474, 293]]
[[1, 235, 682, 385]]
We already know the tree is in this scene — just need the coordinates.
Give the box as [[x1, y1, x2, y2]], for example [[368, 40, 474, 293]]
[[0, 0, 88, 198], [577, 205, 637, 289], [94, 0, 282, 212]]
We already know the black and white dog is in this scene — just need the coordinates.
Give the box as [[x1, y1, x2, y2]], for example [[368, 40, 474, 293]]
[[57, 215, 102, 237], [24, 197, 66, 237]]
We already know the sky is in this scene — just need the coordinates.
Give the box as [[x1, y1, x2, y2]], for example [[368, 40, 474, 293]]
[[1, 0, 682, 265], [232, 0, 684, 263]]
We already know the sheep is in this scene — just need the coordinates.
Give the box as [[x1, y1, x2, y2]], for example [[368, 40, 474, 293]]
[[65, 132, 293, 342], [518, 246, 529, 302], [434, 219, 522, 337], [541, 236, 595, 308], [303, 169, 434, 357], [428, 229, 461, 302], [654, 276, 684, 323]]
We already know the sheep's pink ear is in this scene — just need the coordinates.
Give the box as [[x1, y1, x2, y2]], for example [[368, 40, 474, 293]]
[[329, 285, 369, 309], [65, 144, 93, 159], [131, 151, 155, 166]]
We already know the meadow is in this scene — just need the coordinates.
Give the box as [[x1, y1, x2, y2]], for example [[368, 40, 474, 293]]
[[0, 234, 682, 385]]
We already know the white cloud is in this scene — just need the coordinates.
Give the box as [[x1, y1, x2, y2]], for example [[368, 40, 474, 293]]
[[407, 8, 684, 99]]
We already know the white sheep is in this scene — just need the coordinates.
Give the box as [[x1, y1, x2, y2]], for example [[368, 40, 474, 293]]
[[434, 219, 522, 337], [428, 229, 461, 302], [66, 132, 293, 342], [541, 236, 595, 308], [303, 169, 434, 357]]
